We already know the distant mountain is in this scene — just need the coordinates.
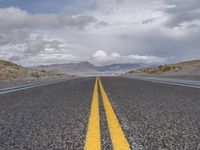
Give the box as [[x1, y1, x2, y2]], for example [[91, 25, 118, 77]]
[[96, 63, 147, 72], [34, 62, 148, 74], [0, 60, 66, 81], [35, 62, 97, 74]]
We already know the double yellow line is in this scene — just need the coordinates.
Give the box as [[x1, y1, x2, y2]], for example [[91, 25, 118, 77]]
[[85, 77, 130, 150]]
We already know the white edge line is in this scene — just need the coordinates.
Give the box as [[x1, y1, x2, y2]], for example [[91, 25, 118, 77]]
[[125, 76, 200, 89], [0, 78, 75, 95], [147, 79, 200, 89]]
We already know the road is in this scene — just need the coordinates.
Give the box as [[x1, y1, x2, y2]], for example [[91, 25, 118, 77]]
[[0, 77, 200, 149]]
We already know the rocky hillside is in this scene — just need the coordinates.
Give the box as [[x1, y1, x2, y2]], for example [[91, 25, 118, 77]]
[[0, 60, 66, 81], [129, 60, 200, 77]]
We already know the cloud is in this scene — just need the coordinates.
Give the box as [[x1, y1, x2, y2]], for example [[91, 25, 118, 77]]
[[25, 36, 46, 55], [91, 50, 168, 65], [0, 30, 30, 45], [0, 1, 200, 66], [0, 7, 97, 30], [142, 17, 160, 24], [19, 53, 77, 66], [164, 0, 200, 27], [0, 32, 75, 65]]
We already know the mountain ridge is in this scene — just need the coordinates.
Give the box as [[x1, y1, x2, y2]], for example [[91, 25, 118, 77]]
[[34, 61, 148, 74]]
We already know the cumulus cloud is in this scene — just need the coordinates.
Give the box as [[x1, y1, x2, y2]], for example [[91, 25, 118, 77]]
[[91, 50, 168, 65], [0, 32, 75, 65]]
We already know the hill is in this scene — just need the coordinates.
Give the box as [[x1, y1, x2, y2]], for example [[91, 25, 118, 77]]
[[0, 60, 66, 81], [128, 60, 200, 79]]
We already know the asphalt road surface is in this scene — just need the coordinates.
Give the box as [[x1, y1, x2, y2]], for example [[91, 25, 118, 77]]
[[0, 77, 200, 149]]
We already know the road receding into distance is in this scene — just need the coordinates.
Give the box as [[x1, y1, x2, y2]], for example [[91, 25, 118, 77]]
[[0, 76, 200, 149]]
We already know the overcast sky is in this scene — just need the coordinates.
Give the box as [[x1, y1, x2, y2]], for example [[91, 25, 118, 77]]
[[0, 0, 199, 66]]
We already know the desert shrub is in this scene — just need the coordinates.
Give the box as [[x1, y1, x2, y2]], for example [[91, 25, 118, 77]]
[[177, 66, 182, 70], [162, 65, 171, 72], [162, 65, 173, 72], [41, 70, 46, 73], [149, 69, 159, 74], [30, 72, 40, 78]]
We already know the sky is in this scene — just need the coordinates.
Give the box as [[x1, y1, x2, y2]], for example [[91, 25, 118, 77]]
[[0, 0, 200, 66]]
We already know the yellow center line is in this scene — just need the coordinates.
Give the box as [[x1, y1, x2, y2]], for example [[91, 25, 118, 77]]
[[98, 77, 131, 150], [84, 77, 101, 150]]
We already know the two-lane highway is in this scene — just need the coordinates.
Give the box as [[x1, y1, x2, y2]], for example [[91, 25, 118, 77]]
[[0, 77, 200, 149]]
